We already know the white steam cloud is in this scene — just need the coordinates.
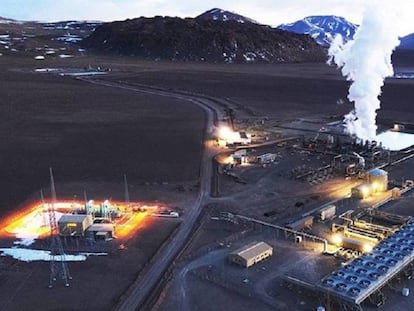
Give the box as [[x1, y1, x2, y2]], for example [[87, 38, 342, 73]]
[[328, 2, 401, 141]]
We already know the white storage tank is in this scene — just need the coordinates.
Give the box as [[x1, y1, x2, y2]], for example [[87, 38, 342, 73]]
[[368, 168, 388, 192]]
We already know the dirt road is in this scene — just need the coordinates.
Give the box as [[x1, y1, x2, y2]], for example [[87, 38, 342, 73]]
[[77, 78, 225, 311]]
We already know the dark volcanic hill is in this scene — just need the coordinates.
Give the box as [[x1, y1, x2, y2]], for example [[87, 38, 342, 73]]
[[81, 16, 326, 63], [195, 8, 258, 24]]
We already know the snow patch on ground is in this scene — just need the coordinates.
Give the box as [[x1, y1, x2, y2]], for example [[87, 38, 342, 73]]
[[10, 210, 65, 246], [0, 248, 107, 262], [60, 71, 107, 77], [58, 54, 74, 58], [394, 73, 414, 79], [377, 131, 414, 151]]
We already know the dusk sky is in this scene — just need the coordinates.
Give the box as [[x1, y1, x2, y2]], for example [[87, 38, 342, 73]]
[[1, 0, 413, 35]]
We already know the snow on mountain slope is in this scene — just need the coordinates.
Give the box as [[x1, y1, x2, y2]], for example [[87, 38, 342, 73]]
[[277, 15, 358, 46], [196, 8, 258, 24]]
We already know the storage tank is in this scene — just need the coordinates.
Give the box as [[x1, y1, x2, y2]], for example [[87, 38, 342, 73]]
[[368, 168, 388, 192]]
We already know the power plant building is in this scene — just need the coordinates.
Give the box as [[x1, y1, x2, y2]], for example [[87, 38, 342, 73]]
[[86, 223, 115, 240], [320, 222, 414, 306], [228, 241, 273, 268], [257, 153, 276, 164], [58, 214, 93, 237]]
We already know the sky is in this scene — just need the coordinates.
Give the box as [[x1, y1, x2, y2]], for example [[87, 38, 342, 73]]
[[1, 0, 413, 35]]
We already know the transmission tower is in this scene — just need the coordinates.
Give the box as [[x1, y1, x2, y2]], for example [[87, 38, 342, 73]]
[[48, 167, 71, 288]]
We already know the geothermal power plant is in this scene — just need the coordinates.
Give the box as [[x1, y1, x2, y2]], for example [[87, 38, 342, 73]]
[[2, 2, 414, 311]]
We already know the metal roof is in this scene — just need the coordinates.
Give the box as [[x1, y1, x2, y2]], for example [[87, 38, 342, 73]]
[[230, 241, 272, 261], [86, 223, 114, 232], [320, 222, 414, 305], [368, 168, 387, 176], [58, 214, 89, 224]]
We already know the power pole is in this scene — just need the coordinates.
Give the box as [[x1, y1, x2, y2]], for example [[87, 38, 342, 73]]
[[124, 174, 130, 211], [48, 167, 71, 288]]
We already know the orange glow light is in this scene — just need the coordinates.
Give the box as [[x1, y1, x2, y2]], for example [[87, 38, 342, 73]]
[[0, 200, 158, 244], [115, 211, 149, 239]]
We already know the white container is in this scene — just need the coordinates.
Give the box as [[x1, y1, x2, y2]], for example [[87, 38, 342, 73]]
[[317, 306, 326, 311]]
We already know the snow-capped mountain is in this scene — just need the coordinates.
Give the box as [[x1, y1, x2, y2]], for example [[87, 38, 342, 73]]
[[399, 33, 414, 50], [277, 15, 358, 46], [0, 16, 19, 24], [195, 8, 258, 24]]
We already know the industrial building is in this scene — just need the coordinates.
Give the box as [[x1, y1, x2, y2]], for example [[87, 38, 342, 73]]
[[228, 241, 273, 268], [231, 149, 248, 164], [58, 214, 93, 237], [257, 153, 276, 164], [86, 223, 115, 240], [286, 216, 314, 231], [320, 222, 414, 308]]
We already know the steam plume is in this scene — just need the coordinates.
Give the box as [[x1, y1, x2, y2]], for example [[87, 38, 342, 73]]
[[328, 3, 401, 141]]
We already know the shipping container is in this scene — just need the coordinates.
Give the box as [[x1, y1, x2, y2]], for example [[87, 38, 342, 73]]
[[319, 205, 336, 221]]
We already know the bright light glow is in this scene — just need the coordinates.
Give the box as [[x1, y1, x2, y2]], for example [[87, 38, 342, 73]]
[[331, 233, 343, 245], [0, 200, 157, 245], [393, 124, 401, 131], [115, 211, 149, 239], [218, 126, 239, 143], [217, 126, 251, 145], [360, 185, 370, 198], [363, 243, 373, 253], [225, 156, 234, 164], [0, 202, 68, 246], [371, 181, 379, 192]]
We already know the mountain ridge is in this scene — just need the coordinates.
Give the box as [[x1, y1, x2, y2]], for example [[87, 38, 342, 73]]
[[195, 8, 258, 24], [81, 16, 326, 63], [277, 15, 358, 46]]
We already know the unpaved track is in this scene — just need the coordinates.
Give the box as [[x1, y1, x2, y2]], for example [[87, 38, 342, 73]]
[[78, 77, 223, 311]]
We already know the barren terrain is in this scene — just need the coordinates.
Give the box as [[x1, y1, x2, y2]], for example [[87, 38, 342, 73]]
[[0, 47, 414, 311]]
